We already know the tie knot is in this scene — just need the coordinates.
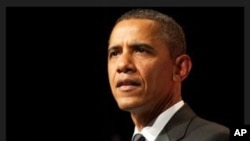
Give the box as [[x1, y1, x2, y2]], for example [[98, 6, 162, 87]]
[[132, 134, 146, 141]]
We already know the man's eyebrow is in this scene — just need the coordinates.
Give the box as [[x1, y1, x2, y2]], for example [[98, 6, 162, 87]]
[[108, 43, 155, 52], [108, 45, 120, 52], [130, 43, 155, 51]]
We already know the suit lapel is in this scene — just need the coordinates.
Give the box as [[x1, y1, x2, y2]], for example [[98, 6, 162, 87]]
[[158, 104, 197, 141]]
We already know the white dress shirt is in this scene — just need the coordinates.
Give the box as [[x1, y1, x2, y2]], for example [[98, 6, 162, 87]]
[[132, 100, 184, 141]]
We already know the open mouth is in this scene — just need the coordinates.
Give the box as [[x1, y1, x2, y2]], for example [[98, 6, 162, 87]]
[[116, 79, 141, 87], [116, 79, 141, 91]]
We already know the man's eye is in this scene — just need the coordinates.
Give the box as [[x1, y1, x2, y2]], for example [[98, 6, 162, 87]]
[[110, 51, 119, 57], [135, 47, 146, 53]]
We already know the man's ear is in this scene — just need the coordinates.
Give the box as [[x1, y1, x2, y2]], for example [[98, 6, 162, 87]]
[[173, 54, 192, 82]]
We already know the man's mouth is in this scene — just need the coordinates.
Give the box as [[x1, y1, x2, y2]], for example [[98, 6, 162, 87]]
[[116, 79, 141, 87], [116, 79, 141, 91]]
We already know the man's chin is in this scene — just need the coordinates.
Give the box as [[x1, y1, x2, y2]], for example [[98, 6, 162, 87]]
[[117, 102, 141, 112]]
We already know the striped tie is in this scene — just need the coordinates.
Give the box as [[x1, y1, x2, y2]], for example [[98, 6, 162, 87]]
[[132, 134, 146, 141]]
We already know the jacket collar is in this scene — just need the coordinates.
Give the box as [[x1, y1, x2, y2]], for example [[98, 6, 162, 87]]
[[157, 104, 197, 141]]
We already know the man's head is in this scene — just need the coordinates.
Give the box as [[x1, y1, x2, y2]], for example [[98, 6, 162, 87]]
[[116, 8, 186, 60], [107, 9, 192, 115]]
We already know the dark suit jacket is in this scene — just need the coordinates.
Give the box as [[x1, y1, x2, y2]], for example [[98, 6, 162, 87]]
[[156, 104, 230, 141]]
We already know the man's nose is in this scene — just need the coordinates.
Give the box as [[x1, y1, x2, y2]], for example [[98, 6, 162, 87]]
[[117, 52, 136, 73]]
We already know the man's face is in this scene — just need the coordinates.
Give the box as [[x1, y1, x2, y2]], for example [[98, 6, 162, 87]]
[[108, 19, 175, 113]]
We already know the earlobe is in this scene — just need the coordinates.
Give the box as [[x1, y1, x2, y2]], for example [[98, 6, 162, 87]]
[[173, 54, 192, 82]]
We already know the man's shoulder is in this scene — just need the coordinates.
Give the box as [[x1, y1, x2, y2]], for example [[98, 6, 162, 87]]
[[184, 116, 230, 141], [190, 115, 229, 130], [162, 103, 230, 141]]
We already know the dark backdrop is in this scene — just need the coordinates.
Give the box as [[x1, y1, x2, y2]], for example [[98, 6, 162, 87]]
[[6, 7, 243, 141]]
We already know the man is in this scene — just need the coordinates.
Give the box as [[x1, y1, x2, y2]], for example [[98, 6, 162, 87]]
[[107, 8, 229, 141]]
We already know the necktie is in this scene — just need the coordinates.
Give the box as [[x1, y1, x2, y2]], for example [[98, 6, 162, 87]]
[[132, 134, 146, 141]]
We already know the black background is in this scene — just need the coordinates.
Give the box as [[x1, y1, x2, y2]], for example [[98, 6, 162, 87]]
[[6, 7, 243, 141]]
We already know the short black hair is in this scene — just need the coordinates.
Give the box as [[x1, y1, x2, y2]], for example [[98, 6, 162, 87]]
[[116, 8, 186, 59]]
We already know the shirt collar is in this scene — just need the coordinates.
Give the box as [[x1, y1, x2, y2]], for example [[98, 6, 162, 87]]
[[133, 100, 184, 141]]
